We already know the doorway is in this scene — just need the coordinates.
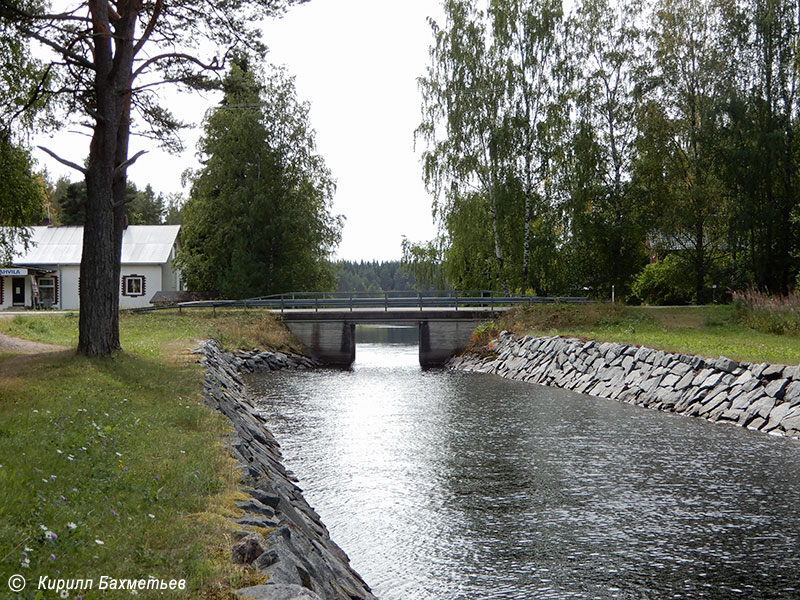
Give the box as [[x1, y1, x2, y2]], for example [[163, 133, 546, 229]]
[[12, 277, 25, 306]]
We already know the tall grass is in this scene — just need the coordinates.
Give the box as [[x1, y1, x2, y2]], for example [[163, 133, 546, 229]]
[[733, 289, 800, 336]]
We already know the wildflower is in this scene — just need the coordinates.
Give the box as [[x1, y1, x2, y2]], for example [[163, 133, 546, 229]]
[[67, 455, 75, 461], [111, 510, 117, 517], [50, 553, 56, 560], [148, 514, 155, 519], [115, 452, 122, 457], [67, 522, 77, 530], [60, 589, 69, 598], [49, 531, 58, 541], [60, 495, 67, 501], [50, 475, 56, 482], [56, 449, 63, 454], [24, 547, 32, 552], [95, 539, 104, 545], [40, 524, 49, 531], [20, 557, 30, 568]]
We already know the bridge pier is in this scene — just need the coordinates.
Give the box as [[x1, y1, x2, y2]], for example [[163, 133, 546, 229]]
[[285, 321, 356, 367], [418, 320, 477, 368]]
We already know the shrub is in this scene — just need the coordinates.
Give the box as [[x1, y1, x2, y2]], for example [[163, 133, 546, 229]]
[[631, 254, 694, 305]]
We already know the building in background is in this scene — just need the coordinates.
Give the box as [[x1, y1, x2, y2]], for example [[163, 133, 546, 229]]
[[0, 225, 182, 310]]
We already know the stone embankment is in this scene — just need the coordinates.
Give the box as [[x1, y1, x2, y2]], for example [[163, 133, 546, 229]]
[[448, 332, 800, 439], [196, 340, 376, 600]]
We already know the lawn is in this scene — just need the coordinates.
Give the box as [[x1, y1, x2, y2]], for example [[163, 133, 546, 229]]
[[0, 310, 296, 599]]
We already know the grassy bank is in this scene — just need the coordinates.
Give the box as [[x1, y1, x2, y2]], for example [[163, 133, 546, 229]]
[[0, 310, 297, 599], [476, 303, 800, 365]]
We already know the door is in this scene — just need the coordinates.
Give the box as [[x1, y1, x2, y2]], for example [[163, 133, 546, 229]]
[[12, 277, 25, 306]]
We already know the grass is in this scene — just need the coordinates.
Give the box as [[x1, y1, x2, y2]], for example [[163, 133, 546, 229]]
[[478, 303, 800, 365], [0, 309, 301, 355], [0, 309, 295, 599]]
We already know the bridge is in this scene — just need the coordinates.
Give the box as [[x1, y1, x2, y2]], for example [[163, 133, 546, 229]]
[[138, 291, 590, 367]]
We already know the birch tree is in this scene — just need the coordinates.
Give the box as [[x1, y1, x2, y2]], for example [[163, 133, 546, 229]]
[[417, 0, 512, 293]]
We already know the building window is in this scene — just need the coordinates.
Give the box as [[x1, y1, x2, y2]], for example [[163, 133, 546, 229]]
[[121, 274, 146, 297], [37, 277, 57, 307]]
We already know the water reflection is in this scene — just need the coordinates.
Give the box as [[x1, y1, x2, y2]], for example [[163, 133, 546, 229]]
[[248, 342, 800, 599]]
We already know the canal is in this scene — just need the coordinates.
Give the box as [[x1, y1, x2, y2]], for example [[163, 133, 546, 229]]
[[247, 327, 800, 599]]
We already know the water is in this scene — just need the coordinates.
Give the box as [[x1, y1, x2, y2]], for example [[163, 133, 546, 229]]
[[248, 333, 800, 599]]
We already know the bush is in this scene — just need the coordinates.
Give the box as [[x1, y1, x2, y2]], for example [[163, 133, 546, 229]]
[[631, 254, 694, 305]]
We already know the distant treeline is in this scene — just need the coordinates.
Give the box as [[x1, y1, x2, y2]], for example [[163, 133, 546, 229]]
[[334, 260, 428, 293]]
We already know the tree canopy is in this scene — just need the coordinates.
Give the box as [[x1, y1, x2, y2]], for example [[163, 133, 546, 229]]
[[0, 135, 45, 264], [177, 60, 341, 298], [410, 0, 800, 302]]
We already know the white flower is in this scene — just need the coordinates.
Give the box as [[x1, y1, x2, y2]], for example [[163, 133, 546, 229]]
[[67, 455, 75, 461], [56, 449, 63, 454], [95, 539, 104, 545], [20, 558, 30, 568], [66, 522, 77, 530], [129, 590, 138, 596], [60, 590, 69, 598], [148, 514, 155, 519], [40, 524, 49, 531], [24, 547, 32, 552], [115, 452, 122, 457]]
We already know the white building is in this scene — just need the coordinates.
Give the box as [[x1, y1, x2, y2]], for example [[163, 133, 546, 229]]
[[0, 225, 183, 310]]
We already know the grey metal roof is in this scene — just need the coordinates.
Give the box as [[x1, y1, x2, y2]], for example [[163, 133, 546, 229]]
[[13, 225, 180, 266]]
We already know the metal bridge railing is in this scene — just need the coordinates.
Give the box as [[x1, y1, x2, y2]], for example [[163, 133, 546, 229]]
[[130, 291, 591, 314]]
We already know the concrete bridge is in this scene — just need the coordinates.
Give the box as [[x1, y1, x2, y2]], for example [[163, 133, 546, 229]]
[[136, 290, 590, 367], [281, 307, 504, 367]]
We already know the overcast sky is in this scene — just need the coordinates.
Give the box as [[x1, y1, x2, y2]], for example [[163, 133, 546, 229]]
[[34, 0, 444, 262]]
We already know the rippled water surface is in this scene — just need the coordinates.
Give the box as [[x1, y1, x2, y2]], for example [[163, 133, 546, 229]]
[[248, 334, 800, 599]]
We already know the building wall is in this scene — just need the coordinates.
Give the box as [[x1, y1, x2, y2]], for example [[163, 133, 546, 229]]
[[1, 263, 175, 311], [119, 265, 164, 309], [0, 275, 34, 310]]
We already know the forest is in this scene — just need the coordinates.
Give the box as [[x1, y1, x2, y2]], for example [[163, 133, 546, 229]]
[[405, 0, 800, 304]]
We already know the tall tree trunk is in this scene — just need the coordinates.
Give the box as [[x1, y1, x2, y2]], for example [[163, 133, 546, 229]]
[[77, 0, 136, 356], [488, 185, 509, 294]]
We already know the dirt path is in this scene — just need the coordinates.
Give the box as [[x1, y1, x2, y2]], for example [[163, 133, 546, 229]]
[[0, 331, 71, 377], [0, 331, 67, 354]]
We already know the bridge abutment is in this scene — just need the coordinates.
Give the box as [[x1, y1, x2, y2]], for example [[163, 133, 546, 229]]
[[418, 320, 477, 367], [285, 321, 356, 367]]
